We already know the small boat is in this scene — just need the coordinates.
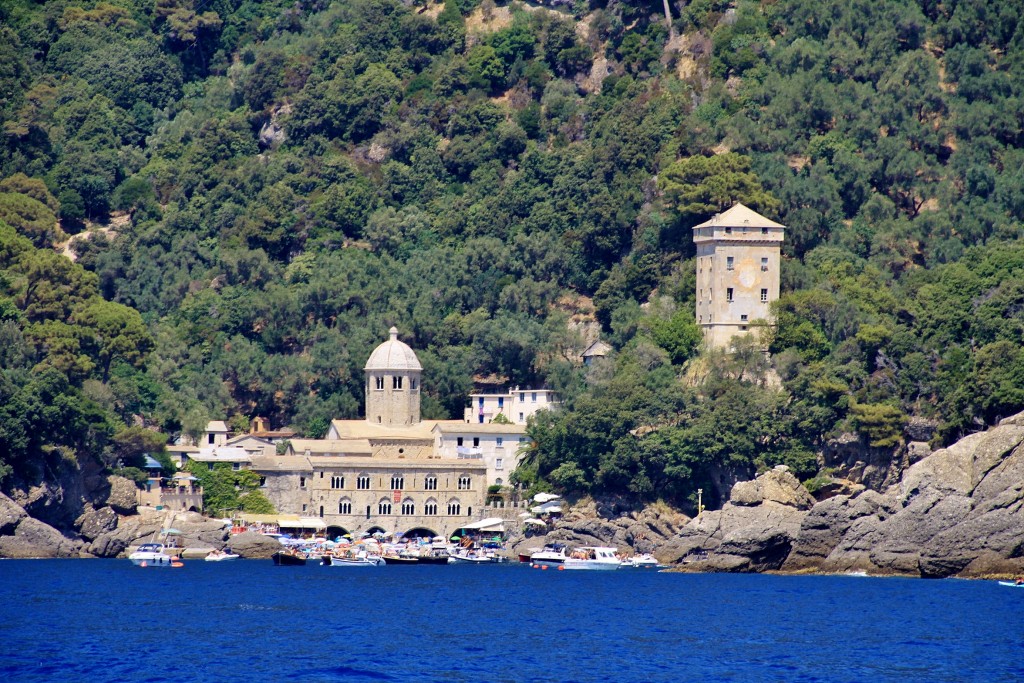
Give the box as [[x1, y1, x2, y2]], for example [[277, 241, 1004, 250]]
[[448, 548, 490, 564], [998, 581, 1024, 588], [620, 553, 662, 569], [129, 543, 178, 567], [325, 553, 384, 567], [530, 542, 568, 567], [382, 552, 420, 565], [562, 546, 621, 570], [204, 549, 240, 562], [272, 549, 308, 566], [518, 548, 540, 563], [418, 548, 451, 565]]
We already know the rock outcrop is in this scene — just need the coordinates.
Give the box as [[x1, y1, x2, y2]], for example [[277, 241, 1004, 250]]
[[0, 494, 83, 558], [227, 531, 282, 559], [655, 411, 1024, 578]]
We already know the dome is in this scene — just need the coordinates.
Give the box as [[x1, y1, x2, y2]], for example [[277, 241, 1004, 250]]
[[364, 327, 422, 371]]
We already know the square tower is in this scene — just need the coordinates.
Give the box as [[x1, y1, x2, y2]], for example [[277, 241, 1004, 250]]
[[693, 203, 784, 349]]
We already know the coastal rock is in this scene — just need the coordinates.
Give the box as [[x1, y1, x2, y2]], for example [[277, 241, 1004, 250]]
[[227, 531, 281, 559], [0, 517, 82, 558], [904, 417, 938, 442], [78, 506, 118, 541], [729, 467, 816, 510], [105, 476, 139, 515], [0, 493, 28, 535]]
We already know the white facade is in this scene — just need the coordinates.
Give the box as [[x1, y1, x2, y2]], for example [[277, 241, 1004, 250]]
[[464, 388, 560, 425], [433, 423, 529, 486]]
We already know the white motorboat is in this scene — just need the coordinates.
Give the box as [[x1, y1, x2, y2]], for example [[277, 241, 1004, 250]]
[[530, 542, 568, 567], [562, 546, 622, 570], [204, 549, 240, 562], [129, 543, 177, 567], [325, 553, 384, 567], [448, 548, 491, 564], [620, 553, 662, 568]]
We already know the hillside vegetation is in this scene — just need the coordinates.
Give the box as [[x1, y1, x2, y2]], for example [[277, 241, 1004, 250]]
[[1, 0, 1023, 510]]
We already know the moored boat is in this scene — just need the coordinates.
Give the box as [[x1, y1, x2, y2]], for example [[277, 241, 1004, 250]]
[[620, 553, 662, 569], [204, 549, 240, 562], [382, 552, 420, 565], [418, 547, 451, 565], [272, 549, 308, 566], [562, 546, 621, 570], [325, 554, 384, 567], [448, 548, 490, 564], [129, 543, 178, 567], [530, 542, 568, 567]]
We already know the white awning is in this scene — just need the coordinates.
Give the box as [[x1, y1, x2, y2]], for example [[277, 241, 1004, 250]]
[[523, 518, 546, 526], [531, 504, 562, 514], [278, 517, 326, 530], [459, 517, 505, 532], [533, 492, 560, 503]]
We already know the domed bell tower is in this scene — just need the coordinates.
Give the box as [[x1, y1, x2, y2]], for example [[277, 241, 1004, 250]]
[[364, 327, 422, 426]]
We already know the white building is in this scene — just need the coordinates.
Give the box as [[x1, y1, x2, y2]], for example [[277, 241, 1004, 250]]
[[464, 388, 560, 425], [433, 422, 530, 487]]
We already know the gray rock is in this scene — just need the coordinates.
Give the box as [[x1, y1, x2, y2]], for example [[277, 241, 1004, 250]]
[[729, 467, 815, 510], [904, 417, 938, 442], [0, 493, 28, 535], [0, 517, 82, 558], [227, 531, 282, 559], [105, 476, 138, 515], [78, 507, 118, 541]]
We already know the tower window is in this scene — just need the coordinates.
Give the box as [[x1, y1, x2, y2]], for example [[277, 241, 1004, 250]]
[[761, 288, 768, 303], [391, 475, 404, 490], [726, 256, 734, 271], [425, 476, 437, 490], [411, 378, 417, 391], [740, 314, 748, 321], [761, 257, 768, 271], [339, 499, 352, 514], [458, 475, 471, 490], [393, 376, 403, 390], [357, 474, 371, 490], [375, 376, 384, 390], [726, 288, 734, 303], [762, 227, 768, 235], [725, 226, 732, 234]]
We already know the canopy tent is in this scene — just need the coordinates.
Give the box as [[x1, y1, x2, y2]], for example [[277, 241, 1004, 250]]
[[523, 518, 547, 526], [531, 502, 562, 514], [532, 492, 560, 503], [458, 517, 506, 533], [277, 517, 326, 530]]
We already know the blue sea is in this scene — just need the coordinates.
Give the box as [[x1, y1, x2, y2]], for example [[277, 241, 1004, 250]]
[[1, 560, 1021, 682]]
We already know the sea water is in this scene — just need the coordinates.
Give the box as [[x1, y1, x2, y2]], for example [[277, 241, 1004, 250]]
[[0, 560, 1021, 682]]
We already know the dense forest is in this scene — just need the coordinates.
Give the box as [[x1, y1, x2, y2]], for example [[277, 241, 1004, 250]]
[[1, 0, 1022, 510]]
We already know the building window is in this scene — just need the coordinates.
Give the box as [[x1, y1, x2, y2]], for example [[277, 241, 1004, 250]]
[[331, 475, 344, 489], [761, 288, 768, 303], [208, 434, 215, 445], [357, 474, 370, 490], [496, 437, 503, 447], [726, 288, 734, 303], [319, 506, 324, 518], [339, 499, 352, 514], [391, 475, 404, 490], [411, 378, 417, 391], [447, 500, 462, 516], [393, 376, 403, 390], [232, 462, 240, 471], [496, 458, 503, 470], [519, 392, 525, 402], [425, 476, 437, 491], [472, 437, 480, 447], [259, 477, 266, 487], [375, 376, 384, 390], [725, 226, 732, 234], [378, 499, 392, 515], [726, 256, 734, 270], [425, 499, 438, 515], [531, 392, 537, 402], [302, 504, 307, 512], [761, 257, 768, 271], [456, 437, 463, 446], [498, 397, 504, 408], [762, 227, 768, 235], [458, 475, 471, 490], [207, 463, 214, 471], [741, 314, 748, 322], [300, 476, 306, 488], [495, 478, 503, 486], [401, 499, 414, 515], [518, 413, 524, 422]]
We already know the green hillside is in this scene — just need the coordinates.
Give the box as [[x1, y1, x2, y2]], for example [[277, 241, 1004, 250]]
[[1, 0, 1022, 510]]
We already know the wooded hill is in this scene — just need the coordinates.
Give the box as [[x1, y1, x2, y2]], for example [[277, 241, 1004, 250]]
[[1, 0, 1022, 511]]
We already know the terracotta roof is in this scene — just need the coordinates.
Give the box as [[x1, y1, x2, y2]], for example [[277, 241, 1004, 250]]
[[691, 203, 785, 229], [329, 419, 461, 440], [288, 438, 373, 455]]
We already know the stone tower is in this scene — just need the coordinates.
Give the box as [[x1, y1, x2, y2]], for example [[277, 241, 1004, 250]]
[[364, 327, 422, 426], [693, 203, 785, 349]]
